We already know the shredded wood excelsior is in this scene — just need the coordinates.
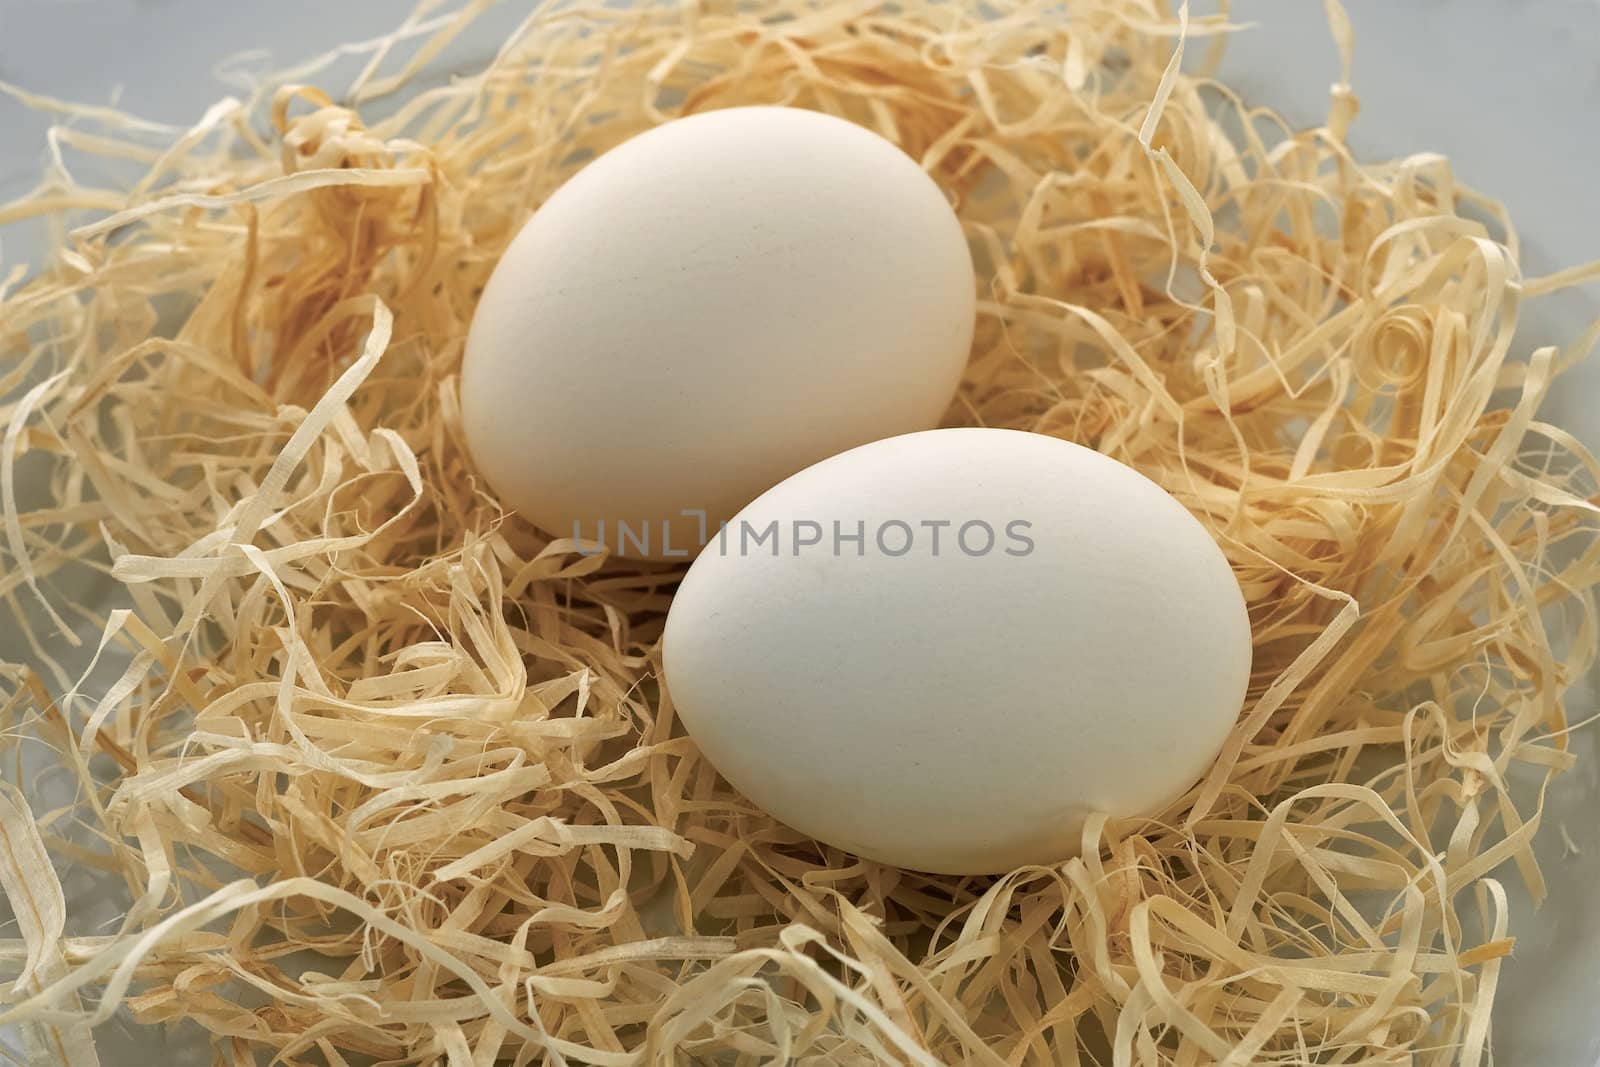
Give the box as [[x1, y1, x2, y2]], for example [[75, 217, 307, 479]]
[[3, 0, 1600, 1063]]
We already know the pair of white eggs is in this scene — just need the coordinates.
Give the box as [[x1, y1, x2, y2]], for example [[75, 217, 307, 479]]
[[462, 107, 1252, 874]]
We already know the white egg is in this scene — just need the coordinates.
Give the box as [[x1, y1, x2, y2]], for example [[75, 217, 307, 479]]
[[662, 428, 1252, 874], [460, 107, 975, 559]]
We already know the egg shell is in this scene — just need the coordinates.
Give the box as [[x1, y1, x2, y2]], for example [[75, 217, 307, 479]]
[[661, 427, 1253, 874], [460, 106, 976, 559]]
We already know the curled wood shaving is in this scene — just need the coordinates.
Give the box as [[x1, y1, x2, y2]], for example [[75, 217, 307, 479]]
[[2, 0, 1599, 1062]]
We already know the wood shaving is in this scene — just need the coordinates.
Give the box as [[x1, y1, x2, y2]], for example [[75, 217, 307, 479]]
[[2, 0, 1599, 1062]]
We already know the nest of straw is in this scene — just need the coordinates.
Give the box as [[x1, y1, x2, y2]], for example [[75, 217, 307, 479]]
[[2, 0, 1599, 1063]]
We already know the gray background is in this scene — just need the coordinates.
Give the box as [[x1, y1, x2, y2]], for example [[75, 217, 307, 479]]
[[3, 1, 1600, 1063]]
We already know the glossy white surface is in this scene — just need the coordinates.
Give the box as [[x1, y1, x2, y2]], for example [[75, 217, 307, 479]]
[[3, 1, 1598, 1062]]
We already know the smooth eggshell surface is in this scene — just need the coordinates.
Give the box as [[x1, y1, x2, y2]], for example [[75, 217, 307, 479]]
[[661, 428, 1253, 874], [460, 107, 976, 559]]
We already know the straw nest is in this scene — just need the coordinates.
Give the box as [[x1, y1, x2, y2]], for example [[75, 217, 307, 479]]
[[3, 1, 1599, 1063]]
